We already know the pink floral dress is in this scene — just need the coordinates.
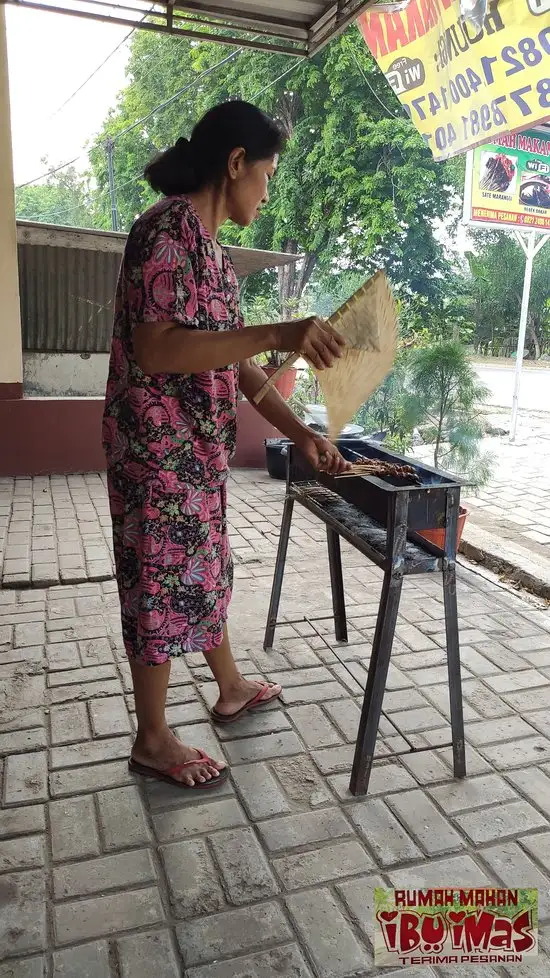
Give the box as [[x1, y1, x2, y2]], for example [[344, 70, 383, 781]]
[[102, 196, 242, 665]]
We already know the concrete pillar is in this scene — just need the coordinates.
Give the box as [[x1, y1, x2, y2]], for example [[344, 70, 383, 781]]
[[0, 6, 22, 399]]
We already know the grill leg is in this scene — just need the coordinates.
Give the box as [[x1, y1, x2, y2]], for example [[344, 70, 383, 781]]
[[443, 486, 466, 780], [263, 495, 294, 650], [327, 528, 348, 643], [349, 569, 403, 796], [443, 561, 466, 779]]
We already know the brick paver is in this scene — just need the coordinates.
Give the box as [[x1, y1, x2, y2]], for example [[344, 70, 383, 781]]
[[1, 411, 550, 591], [0, 470, 549, 975], [461, 412, 550, 566], [0, 474, 113, 587]]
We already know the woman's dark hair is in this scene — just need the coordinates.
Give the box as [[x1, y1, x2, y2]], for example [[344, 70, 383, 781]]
[[144, 100, 284, 196]]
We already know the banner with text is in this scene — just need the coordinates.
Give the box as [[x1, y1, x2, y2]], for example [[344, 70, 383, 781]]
[[374, 888, 539, 968], [358, 0, 550, 161], [465, 127, 550, 229]]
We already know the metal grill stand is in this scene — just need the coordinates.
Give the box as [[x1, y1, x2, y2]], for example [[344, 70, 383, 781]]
[[263, 442, 467, 797]]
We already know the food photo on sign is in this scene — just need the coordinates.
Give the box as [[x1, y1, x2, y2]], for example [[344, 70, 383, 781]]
[[358, 0, 550, 160]]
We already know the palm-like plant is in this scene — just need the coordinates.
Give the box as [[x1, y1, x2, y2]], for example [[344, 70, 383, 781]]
[[355, 353, 417, 452], [406, 342, 493, 484]]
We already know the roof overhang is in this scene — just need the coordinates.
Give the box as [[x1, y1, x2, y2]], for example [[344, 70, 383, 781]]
[[16, 220, 301, 277], [5, 0, 411, 58]]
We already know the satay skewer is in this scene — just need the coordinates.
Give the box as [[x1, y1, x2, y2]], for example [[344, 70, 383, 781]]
[[334, 459, 420, 484]]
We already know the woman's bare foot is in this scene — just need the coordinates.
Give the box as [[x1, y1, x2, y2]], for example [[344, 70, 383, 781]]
[[131, 726, 226, 786], [214, 677, 282, 717]]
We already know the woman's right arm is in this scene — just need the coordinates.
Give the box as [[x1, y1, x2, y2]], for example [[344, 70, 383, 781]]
[[129, 226, 344, 374], [133, 317, 345, 375]]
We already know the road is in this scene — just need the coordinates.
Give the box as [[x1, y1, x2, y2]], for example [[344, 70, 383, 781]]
[[474, 362, 550, 413]]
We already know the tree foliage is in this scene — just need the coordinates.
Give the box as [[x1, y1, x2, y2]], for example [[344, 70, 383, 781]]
[[89, 26, 459, 311], [15, 164, 92, 228], [466, 231, 550, 359]]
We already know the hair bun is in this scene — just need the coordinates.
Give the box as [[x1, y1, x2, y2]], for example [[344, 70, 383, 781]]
[[175, 136, 191, 155]]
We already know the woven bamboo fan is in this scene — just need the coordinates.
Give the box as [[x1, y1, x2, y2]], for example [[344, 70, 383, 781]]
[[254, 270, 398, 440]]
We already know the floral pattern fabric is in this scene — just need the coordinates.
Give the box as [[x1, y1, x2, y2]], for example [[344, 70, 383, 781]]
[[102, 196, 242, 664]]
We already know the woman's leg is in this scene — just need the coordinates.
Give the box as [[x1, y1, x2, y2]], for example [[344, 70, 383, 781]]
[[130, 658, 226, 785], [113, 481, 226, 787], [205, 625, 281, 716]]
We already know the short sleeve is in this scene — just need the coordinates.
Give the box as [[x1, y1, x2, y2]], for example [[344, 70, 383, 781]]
[[126, 229, 199, 328]]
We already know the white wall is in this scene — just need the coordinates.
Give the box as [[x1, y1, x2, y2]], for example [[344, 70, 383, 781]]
[[24, 353, 109, 397]]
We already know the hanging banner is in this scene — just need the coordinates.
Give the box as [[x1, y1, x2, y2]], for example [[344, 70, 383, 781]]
[[358, 0, 550, 161], [464, 127, 550, 229]]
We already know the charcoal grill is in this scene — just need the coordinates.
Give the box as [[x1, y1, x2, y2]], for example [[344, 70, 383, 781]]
[[264, 438, 467, 796]]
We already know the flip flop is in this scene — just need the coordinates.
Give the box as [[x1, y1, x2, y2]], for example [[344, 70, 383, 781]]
[[211, 682, 282, 725], [128, 748, 229, 790]]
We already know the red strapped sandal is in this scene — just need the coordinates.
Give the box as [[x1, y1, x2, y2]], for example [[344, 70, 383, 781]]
[[128, 748, 229, 789], [210, 681, 282, 724]]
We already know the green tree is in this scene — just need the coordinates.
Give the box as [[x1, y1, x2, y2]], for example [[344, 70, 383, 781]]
[[15, 164, 92, 228], [354, 352, 417, 452], [406, 342, 492, 483], [89, 26, 459, 312], [466, 231, 550, 359], [397, 277, 475, 346]]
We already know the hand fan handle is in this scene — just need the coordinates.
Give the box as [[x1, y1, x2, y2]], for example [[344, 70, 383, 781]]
[[252, 306, 344, 407], [252, 353, 299, 405]]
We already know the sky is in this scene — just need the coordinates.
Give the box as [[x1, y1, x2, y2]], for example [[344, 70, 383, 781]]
[[7, 6, 131, 187]]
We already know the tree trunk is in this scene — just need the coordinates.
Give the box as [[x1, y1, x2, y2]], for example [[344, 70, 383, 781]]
[[278, 242, 317, 319], [526, 314, 541, 360]]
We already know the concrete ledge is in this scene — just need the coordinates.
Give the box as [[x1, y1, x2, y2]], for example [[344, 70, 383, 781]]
[[0, 396, 106, 476], [233, 400, 279, 468], [0, 395, 278, 476], [460, 521, 550, 600]]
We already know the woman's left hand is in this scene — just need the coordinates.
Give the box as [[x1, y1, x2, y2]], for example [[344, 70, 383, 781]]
[[299, 434, 352, 475]]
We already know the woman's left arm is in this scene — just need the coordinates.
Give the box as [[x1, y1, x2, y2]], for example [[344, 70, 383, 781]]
[[238, 359, 350, 475]]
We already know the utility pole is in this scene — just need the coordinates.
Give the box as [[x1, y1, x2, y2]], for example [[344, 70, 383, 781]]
[[105, 138, 119, 232]]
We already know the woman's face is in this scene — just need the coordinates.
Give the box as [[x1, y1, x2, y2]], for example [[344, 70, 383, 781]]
[[226, 152, 278, 226]]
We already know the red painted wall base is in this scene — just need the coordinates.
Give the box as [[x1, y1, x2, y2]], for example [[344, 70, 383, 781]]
[[0, 397, 279, 477]]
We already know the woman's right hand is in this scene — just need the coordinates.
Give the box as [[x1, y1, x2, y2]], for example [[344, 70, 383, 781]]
[[274, 317, 346, 370]]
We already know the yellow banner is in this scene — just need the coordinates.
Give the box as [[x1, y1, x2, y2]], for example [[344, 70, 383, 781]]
[[358, 0, 550, 161]]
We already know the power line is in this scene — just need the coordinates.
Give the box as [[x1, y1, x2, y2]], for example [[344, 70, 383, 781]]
[[347, 31, 403, 120], [251, 58, 301, 100], [18, 39, 299, 226], [48, 28, 135, 120], [17, 169, 142, 228], [48, 5, 157, 119], [17, 38, 248, 193], [111, 43, 248, 144], [16, 157, 81, 190]]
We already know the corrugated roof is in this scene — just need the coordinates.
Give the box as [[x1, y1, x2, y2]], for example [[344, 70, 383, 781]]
[[16, 221, 300, 277], [6, 0, 408, 57], [17, 220, 301, 353]]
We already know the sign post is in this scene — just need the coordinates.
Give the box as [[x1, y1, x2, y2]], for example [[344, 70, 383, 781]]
[[463, 127, 550, 442], [510, 230, 548, 443]]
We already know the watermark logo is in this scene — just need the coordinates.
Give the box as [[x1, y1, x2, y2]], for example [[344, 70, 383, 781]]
[[374, 888, 538, 967]]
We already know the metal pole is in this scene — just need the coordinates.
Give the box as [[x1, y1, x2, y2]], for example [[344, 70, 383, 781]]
[[105, 138, 119, 232], [509, 232, 548, 443]]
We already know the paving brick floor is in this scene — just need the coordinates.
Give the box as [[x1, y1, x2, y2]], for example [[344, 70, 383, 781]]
[[0, 473, 113, 587], [449, 412, 550, 564], [1, 471, 550, 976], [1, 413, 550, 589]]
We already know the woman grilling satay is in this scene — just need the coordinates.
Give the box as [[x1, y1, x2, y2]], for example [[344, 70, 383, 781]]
[[103, 100, 351, 791]]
